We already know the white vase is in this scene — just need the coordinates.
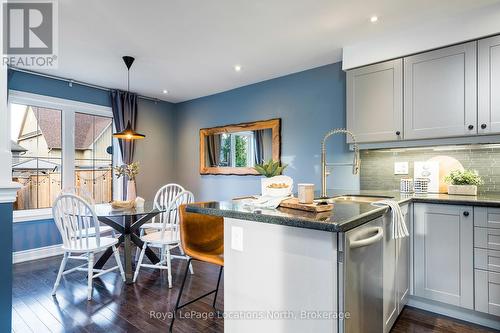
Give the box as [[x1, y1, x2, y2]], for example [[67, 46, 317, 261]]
[[447, 184, 477, 196], [127, 180, 137, 201]]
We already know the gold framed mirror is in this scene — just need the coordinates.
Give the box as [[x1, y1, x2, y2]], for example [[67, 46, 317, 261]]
[[199, 118, 281, 175]]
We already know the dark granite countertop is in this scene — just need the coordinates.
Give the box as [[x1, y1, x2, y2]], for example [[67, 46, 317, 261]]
[[186, 190, 500, 232]]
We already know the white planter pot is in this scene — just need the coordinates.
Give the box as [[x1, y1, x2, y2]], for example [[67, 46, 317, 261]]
[[261, 175, 293, 197], [447, 184, 477, 196], [127, 180, 137, 201]]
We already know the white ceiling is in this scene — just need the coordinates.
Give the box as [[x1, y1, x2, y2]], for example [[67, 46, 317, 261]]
[[40, 0, 499, 103]]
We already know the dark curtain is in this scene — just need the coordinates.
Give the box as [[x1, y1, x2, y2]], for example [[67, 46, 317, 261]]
[[111, 90, 138, 164], [110, 90, 138, 199], [207, 134, 221, 167], [253, 130, 264, 164]]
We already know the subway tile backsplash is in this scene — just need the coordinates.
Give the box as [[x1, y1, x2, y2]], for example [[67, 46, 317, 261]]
[[360, 145, 500, 193]]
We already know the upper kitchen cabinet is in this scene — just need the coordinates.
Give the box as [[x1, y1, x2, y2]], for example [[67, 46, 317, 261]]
[[347, 59, 403, 143], [404, 42, 477, 140], [479, 35, 500, 135]]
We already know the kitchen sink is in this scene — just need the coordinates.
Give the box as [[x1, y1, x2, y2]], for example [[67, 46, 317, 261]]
[[314, 195, 394, 204]]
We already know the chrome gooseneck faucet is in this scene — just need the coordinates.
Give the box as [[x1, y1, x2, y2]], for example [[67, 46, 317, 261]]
[[320, 128, 360, 198]]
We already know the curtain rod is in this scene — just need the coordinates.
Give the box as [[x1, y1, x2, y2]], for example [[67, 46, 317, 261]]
[[8, 66, 163, 103]]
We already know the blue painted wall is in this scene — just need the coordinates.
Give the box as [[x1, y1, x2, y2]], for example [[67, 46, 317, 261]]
[[174, 62, 359, 201], [8, 70, 111, 106], [0, 203, 13, 332], [13, 219, 61, 252]]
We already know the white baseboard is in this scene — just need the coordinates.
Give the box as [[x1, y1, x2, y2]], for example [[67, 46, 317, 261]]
[[13, 244, 63, 264], [408, 296, 500, 330]]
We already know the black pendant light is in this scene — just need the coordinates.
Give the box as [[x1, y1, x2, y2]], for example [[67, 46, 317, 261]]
[[113, 56, 146, 140]]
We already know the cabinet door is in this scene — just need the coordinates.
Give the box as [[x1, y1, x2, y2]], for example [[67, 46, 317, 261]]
[[397, 204, 410, 312], [347, 59, 403, 143], [414, 203, 474, 309], [404, 42, 477, 140], [383, 213, 398, 333], [479, 35, 500, 134]]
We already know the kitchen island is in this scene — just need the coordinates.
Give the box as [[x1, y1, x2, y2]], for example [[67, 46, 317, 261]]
[[186, 190, 500, 333]]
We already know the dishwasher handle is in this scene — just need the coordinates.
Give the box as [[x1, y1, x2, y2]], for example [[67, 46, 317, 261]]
[[349, 226, 383, 249]]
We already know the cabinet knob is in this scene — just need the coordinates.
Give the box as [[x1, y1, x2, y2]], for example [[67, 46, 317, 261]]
[[396, 131, 401, 136], [463, 211, 469, 217], [481, 124, 487, 129], [468, 125, 474, 130]]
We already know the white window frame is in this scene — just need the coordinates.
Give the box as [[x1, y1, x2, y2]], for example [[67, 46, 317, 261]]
[[230, 131, 254, 167], [8, 90, 116, 222]]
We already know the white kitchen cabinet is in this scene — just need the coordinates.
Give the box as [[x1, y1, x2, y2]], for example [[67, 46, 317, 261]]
[[383, 204, 410, 333], [479, 35, 500, 135], [413, 203, 474, 309], [475, 270, 500, 316], [404, 42, 477, 140], [347, 59, 403, 143]]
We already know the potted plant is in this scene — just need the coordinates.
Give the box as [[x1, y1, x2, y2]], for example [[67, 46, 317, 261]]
[[445, 169, 483, 196], [254, 160, 292, 197], [114, 162, 140, 200]]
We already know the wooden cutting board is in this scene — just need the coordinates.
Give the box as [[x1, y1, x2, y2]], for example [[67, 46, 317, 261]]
[[280, 197, 333, 212], [428, 156, 464, 193]]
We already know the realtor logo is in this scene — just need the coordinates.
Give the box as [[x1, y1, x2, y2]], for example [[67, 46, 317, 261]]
[[2, 0, 58, 68]]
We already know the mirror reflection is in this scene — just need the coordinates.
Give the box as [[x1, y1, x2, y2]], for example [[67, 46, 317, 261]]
[[199, 118, 280, 175], [205, 129, 273, 168]]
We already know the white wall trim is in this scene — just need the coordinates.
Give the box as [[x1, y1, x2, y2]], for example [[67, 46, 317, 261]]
[[13, 208, 52, 222], [8, 90, 112, 116], [0, 182, 21, 203], [13, 244, 63, 264]]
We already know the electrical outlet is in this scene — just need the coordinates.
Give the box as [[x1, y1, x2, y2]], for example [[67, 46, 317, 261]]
[[231, 226, 244, 252], [394, 162, 409, 175]]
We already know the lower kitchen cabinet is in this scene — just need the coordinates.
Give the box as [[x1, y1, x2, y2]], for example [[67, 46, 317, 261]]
[[383, 204, 410, 333], [475, 270, 500, 316], [413, 203, 474, 309]]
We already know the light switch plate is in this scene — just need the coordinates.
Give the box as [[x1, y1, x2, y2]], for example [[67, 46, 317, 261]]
[[394, 162, 409, 175], [231, 226, 244, 252]]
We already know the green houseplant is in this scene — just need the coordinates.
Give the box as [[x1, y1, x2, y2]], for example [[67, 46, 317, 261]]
[[254, 160, 292, 197], [444, 169, 483, 196]]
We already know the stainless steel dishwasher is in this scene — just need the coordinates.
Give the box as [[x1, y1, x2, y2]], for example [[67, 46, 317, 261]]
[[338, 216, 384, 333]]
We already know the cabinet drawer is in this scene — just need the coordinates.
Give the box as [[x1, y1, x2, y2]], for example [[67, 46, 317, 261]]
[[475, 269, 500, 316], [474, 227, 500, 251], [475, 248, 500, 273], [474, 207, 500, 229]]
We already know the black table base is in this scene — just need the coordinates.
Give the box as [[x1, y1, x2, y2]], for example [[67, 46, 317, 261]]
[[94, 212, 161, 284]]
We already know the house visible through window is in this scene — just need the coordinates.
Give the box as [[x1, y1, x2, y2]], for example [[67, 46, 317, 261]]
[[10, 92, 116, 214], [11, 104, 62, 210], [74, 113, 113, 204]]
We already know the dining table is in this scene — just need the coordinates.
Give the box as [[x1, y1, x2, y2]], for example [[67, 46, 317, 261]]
[[92, 201, 165, 284]]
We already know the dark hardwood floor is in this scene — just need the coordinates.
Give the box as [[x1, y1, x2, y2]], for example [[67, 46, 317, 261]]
[[12, 252, 498, 333]]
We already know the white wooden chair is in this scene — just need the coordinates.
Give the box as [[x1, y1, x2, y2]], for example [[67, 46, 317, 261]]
[[133, 190, 194, 288], [61, 187, 116, 238], [52, 194, 125, 301], [135, 183, 184, 261]]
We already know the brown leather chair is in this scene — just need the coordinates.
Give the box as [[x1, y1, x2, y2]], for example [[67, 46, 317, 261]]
[[170, 202, 224, 332]]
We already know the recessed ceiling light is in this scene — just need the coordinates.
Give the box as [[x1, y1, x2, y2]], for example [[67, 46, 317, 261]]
[[234, 65, 242, 72], [370, 16, 378, 23], [162, 89, 168, 94]]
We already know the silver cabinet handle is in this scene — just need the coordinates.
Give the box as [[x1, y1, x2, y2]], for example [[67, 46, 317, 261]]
[[349, 226, 383, 249]]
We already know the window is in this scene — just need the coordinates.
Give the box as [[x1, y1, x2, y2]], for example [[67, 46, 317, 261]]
[[220, 131, 254, 168], [74, 113, 113, 204], [9, 91, 116, 219], [11, 104, 62, 210]]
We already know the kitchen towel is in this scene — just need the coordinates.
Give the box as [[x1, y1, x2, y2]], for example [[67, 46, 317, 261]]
[[241, 195, 292, 209], [372, 200, 409, 239]]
